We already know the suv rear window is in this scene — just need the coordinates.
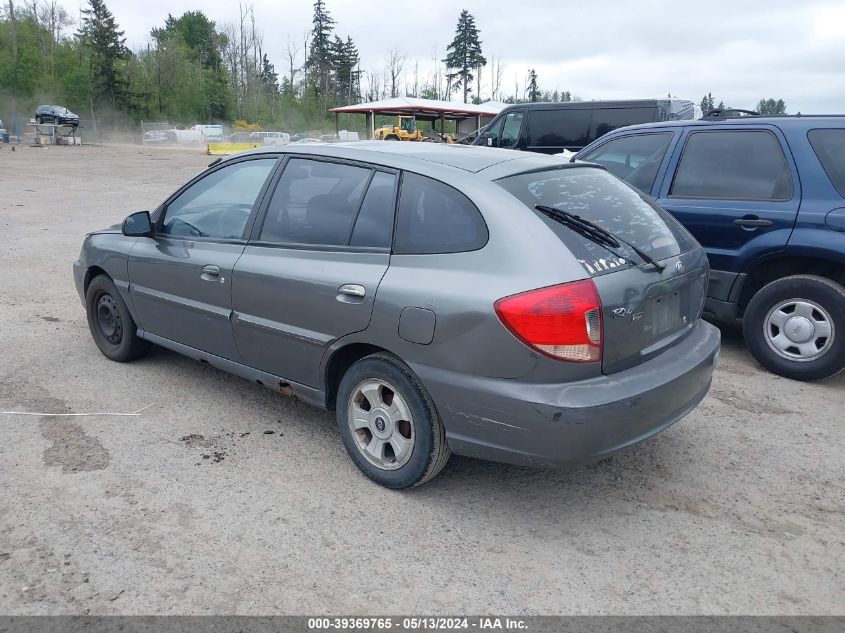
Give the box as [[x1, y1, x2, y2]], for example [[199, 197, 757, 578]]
[[670, 130, 792, 201], [496, 167, 697, 268], [808, 129, 845, 198]]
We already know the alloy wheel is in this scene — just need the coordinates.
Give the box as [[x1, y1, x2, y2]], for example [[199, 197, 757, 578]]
[[347, 378, 415, 470]]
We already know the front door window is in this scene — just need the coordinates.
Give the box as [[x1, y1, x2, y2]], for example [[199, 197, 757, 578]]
[[161, 159, 277, 239]]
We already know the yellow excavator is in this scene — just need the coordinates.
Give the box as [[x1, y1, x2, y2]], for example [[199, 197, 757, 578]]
[[372, 115, 472, 143], [373, 116, 425, 141]]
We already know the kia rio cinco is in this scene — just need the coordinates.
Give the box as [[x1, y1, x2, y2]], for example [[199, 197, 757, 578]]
[[73, 143, 720, 488]]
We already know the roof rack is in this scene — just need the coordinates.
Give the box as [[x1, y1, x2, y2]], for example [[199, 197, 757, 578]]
[[702, 108, 760, 119]]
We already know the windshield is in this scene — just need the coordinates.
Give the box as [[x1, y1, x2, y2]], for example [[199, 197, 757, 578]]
[[496, 167, 698, 266]]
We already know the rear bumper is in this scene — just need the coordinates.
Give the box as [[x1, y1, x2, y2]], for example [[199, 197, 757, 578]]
[[410, 320, 720, 468]]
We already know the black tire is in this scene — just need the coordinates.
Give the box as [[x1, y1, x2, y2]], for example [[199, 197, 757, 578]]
[[85, 274, 150, 362], [336, 353, 451, 489], [743, 274, 845, 381]]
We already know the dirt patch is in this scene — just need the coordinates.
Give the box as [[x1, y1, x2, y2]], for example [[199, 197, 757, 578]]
[[178, 428, 282, 465], [39, 418, 111, 473], [180, 433, 227, 463], [179, 433, 213, 449], [709, 386, 796, 415]]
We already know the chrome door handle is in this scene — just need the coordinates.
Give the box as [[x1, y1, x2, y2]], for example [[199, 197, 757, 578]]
[[201, 265, 220, 281], [338, 284, 366, 297]]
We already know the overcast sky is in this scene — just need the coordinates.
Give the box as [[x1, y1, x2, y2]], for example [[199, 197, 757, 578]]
[[100, 0, 845, 113]]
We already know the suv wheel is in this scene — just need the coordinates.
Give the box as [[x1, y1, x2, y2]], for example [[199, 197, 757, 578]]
[[743, 274, 845, 381], [336, 354, 451, 488]]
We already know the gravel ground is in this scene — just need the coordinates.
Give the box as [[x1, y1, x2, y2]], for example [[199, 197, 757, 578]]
[[0, 144, 843, 615]]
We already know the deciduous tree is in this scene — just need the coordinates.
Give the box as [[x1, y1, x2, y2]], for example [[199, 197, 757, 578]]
[[756, 98, 786, 115]]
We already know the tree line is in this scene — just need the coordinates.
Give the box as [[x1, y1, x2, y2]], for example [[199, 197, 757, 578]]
[[700, 92, 787, 116], [1, 0, 789, 134]]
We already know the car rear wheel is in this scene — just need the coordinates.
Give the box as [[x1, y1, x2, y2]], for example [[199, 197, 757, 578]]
[[336, 353, 450, 488], [85, 275, 151, 362], [743, 274, 845, 381]]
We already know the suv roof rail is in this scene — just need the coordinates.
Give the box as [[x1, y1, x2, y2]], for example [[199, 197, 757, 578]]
[[702, 108, 760, 119]]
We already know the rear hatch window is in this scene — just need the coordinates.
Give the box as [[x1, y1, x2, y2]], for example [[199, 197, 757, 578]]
[[496, 166, 698, 275], [496, 166, 705, 374]]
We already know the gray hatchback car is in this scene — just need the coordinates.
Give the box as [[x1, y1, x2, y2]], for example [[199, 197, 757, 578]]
[[73, 142, 720, 488]]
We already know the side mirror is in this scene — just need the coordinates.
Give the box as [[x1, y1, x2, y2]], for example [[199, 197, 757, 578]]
[[122, 211, 153, 237]]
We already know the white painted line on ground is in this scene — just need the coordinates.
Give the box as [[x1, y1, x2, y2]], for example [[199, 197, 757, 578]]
[[1, 404, 156, 417]]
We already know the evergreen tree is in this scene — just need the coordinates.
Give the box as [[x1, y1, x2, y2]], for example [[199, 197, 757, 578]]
[[78, 0, 129, 109], [306, 0, 335, 109], [444, 9, 486, 103], [527, 69, 540, 102], [259, 53, 279, 99], [333, 35, 359, 105], [700, 92, 715, 114]]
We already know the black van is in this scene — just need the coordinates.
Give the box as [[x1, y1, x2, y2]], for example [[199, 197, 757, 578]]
[[472, 99, 697, 154]]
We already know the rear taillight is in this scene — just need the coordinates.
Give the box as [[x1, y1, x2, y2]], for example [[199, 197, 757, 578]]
[[495, 280, 603, 362]]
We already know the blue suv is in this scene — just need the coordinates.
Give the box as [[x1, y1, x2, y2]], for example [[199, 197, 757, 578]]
[[575, 114, 845, 381]]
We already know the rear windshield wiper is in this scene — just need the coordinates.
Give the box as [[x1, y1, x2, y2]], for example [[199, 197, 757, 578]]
[[534, 205, 666, 272]]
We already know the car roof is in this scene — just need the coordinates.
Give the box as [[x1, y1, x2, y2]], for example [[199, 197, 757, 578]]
[[606, 115, 845, 134], [232, 141, 590, 176]]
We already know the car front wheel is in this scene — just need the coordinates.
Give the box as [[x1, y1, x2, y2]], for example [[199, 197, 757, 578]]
[[85, 275, 151, 362], [743, 274, 845, 381], [336, 354, 451, 488]]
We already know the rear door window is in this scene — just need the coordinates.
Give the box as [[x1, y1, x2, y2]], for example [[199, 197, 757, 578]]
[[259, 158, 371, 246], [527, 109, 591, 149], [496, 167, 697, 267], [808, 129, 845, 198], [350, 171, 397, 248], [394, 173, 488, 254], [581, 132, 674, 193], [670, 130, 793, 201]]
